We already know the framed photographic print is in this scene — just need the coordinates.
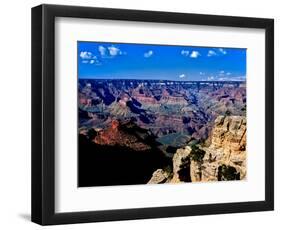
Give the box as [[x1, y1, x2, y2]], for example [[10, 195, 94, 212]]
[[31, 4, 274, 225]]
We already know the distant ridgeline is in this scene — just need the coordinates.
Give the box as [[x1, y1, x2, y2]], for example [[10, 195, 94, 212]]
[[79, 78, 246, 88]]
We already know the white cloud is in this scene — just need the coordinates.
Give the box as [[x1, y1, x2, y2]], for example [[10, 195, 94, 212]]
[[181, 50, 190, 56], [190, 51, 200, 58], [181, 50, 200, 58], [230, 76, 246, 81], [218, 48, 227, 55], [199, 72, 205, 75], [207, 50, 217, 57], [219, 70, 225, 75], [144, 50, 153, 58], [80, 51, 93, 59], [226, 72, 231, 75], [207, 48, 227, 57], [89, 57, 101, 65], [108, 46, 122, 56], [179, 74, 186, 79], [98, 46, 107, 56], [80, 52, 101, 65], [98, 45, 124, 58], [217, 75, 245, 81], [207, 76, 215, 81]]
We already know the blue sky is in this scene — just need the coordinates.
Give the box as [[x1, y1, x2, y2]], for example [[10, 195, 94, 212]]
[[78, 41, 246, 81]]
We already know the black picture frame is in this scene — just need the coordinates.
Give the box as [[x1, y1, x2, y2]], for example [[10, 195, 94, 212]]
[[31, 4, 274, 225]]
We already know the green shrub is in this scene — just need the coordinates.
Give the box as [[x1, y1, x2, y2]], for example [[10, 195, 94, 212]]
[[225, 110, 231, 116], [189, 145, 206, 163], [218, 164, 240, 181]]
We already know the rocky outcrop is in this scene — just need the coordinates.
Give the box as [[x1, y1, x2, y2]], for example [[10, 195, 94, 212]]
[[148, 115, 246, 184], [148, 169, 169, 184], [169, 145, 204, 183], [202, 115, 246, 181], [170, 146, 192, 183], [94, 120, 153, 151]]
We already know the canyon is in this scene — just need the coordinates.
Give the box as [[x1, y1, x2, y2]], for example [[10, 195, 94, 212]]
[[78, 79, 246, 186]]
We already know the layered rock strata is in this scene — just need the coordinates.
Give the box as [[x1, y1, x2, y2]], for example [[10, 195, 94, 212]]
[[148, 115, 246, 183]]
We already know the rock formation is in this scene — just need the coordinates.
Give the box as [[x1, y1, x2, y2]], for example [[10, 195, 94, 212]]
[[149, 115, 246, 183], [170, 146, 192, 183], [93, 119, 153, 151], [148, 169, 169, 184], [202, 115, 246, 181]]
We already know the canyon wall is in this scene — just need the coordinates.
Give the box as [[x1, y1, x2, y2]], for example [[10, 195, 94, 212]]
[[149, 115, 246, 183]]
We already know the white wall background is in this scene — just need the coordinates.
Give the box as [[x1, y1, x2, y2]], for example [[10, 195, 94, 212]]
[[0, 0, 278, 228]]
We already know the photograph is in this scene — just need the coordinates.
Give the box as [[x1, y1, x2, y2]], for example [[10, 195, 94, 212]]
[[30, 4, 274, 225], [78, 41, 247, 187]]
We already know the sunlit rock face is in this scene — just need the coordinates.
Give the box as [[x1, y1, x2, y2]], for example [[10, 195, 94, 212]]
[[148, 169, 169, 184], [149, 115, 246, 184], [202, 115, 247, 181], [170, 146, 192, 183]]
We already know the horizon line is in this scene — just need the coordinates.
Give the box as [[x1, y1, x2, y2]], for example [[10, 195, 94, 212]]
[[78, 78, 246, 82]]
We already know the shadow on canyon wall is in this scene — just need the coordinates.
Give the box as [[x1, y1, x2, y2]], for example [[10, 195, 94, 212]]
[[78, 134, 171, 187]]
